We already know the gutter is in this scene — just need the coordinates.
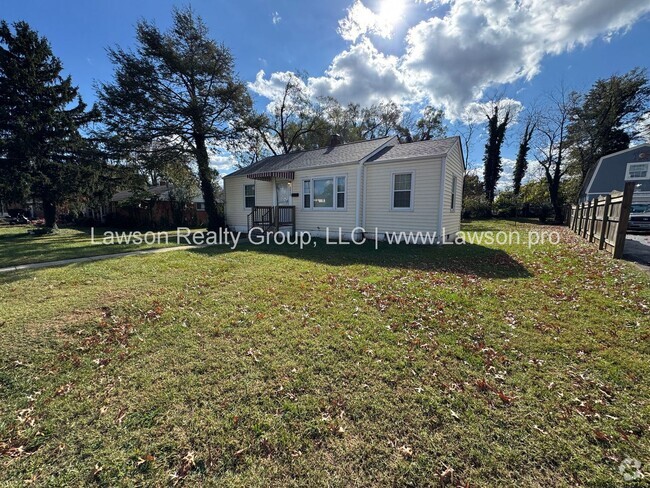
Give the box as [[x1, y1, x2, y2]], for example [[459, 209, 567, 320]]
[[437, 155, 447, 243]]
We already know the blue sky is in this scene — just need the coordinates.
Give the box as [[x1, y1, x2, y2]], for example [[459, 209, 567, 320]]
[[3, 0, 650, 184]]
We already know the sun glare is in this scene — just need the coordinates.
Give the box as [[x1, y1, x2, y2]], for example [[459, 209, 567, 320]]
[[377, 0, 407, 27]]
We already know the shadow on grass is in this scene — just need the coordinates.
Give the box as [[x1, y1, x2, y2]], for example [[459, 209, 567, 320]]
[[0, 238, 532, 284], [189, 239, 532, 279]]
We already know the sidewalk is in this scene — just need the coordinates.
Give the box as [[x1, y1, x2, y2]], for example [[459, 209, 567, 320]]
[[0, 245, 196, 274]]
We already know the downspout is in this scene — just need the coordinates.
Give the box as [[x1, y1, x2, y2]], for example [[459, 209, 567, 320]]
[[437, 155, 447, 243], [355, 162, 363, 240]]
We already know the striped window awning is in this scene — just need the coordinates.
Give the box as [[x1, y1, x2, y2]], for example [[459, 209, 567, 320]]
[[247, 171, 295, 181]]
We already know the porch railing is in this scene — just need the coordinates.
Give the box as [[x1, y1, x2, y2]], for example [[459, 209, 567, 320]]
[[247, 205, 295, 234]]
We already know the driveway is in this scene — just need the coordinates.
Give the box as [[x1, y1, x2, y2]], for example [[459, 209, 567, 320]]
[[624, 233, 650, 266]]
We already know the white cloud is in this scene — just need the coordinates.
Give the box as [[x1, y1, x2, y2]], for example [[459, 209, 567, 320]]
[[461, 99, 524, 125], [248, 70, 310, 111], [255, 0, 650, 119], [307, 37, 414, 106], [272, 11, 281, 25], [338, 0, 397, 42], [497, 158, 543, 192], [249, 39, 415, 108], [402, 0, 650, 115]]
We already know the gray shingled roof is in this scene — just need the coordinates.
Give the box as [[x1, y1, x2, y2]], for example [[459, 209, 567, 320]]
[[226, 137, 393, 177], [225, 135, 461, 178], [366, 136, 459, 162], [580, 144, 650, 199]]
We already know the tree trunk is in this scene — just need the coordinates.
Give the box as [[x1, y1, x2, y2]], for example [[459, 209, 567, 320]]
[[42, 197, 58, 229], [194, 133, 223, 232], [547, 180, 563, 223]]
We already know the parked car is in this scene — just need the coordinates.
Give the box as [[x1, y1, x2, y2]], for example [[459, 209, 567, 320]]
[[9, 213, 31, 225], [629, 203, 650, 231]]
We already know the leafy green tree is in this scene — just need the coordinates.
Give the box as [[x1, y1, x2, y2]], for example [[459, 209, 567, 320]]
[[0, 20, 100, 228], [482, 104, 511, 203], [98, 6, 254, 230], [568, 68, 650, 185], [399, 106, 446, 142], [463, 173, 484, 200]]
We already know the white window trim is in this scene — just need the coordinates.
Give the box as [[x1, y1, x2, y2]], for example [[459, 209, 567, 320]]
[[301, 178, 312, 209], [390, 171, 415, 211], [244, 183, 255, 209], [450, 174, 457, 212], [301, 175, 347, 211]]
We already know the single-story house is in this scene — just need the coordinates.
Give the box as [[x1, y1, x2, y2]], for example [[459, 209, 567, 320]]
[[223, 135, 464, 242], [580, 144, 650, 204]]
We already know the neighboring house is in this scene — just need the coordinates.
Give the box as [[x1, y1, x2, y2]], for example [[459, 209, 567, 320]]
[[109, 184, 210, 227], [580, 144, 650, 204], [223, 135, 464, 242]]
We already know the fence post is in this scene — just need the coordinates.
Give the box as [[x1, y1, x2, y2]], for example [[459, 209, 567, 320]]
[[599, 194, 611, 250], [612, 182, 635, 259], [583, 201, 591, 239], [589, 198, 598, 242], [576, 204, 582, 234]]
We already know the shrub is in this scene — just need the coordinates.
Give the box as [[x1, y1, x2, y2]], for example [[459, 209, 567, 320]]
[[462, 196, 492, 220], [493, 191, 520, 218]]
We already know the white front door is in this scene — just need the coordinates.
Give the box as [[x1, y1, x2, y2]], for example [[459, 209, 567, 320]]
[[276, 181, 292, 206]]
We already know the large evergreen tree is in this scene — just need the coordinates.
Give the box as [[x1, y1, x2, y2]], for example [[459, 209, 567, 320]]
[[482, 104, 511, 203], [0, 20, 100, 228], [98, 7, 254, 231], [567, 68, 650, 186]]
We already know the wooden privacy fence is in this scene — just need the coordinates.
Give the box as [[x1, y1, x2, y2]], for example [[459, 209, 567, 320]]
[[568, 182, 634, 259]]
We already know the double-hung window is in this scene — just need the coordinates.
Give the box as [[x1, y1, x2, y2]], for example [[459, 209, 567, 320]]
[[303, 180, 311, 208], [336, 176, 346, 208], [303, 176, 346, 210], [244, 184, 255, 208], [392, 172, 413, 210]]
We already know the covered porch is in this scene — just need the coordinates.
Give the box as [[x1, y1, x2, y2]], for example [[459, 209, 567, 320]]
[[246, 170, 296, 234]]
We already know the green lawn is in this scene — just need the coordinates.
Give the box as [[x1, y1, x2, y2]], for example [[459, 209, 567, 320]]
[[0, 220, 648, 486], [0, 225, 194, 268]]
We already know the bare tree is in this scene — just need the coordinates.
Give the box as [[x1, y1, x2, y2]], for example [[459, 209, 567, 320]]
[[534, 86, 574, 222], [256, 74, 323, 155], [455, 120, 475, 171]]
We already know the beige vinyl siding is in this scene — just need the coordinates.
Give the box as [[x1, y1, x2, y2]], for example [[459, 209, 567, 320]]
[[294, 163, 358, 235], [225, 163, 359, 234], [364, 158, 442, 235], [224, 176, 274, 230], [441, 141, 464, 237]]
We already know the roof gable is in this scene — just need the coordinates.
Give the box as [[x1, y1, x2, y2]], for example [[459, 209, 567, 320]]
[[583, 144, 650, 196], [226, 137, 393, 177]]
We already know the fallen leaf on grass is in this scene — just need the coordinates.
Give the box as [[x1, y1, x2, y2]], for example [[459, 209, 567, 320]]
[[115, 407, 127, 425], [594, 430, 612, 444], [398, 445, 413, 458], [137, 454, 155, 466], [440, 466, 455, 485], [498, 391, 514, 405]]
